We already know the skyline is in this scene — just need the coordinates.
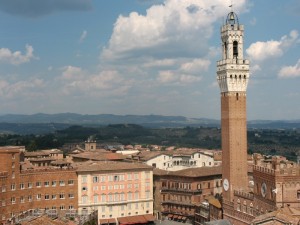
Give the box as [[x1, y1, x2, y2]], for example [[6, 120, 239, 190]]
[[0, 0, 300, 120]]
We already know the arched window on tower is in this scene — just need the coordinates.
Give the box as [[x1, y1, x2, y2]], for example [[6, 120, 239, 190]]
[[233, 41, 238, 58]]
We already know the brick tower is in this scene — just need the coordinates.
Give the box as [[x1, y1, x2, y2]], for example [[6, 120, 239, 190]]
[[217, 11, 250, 203]]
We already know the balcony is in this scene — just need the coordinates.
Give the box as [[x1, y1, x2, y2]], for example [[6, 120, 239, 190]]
[[161, 187, 202, 195]]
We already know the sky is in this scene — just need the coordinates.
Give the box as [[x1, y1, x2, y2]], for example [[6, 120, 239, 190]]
[[0, 0, 299, 120]]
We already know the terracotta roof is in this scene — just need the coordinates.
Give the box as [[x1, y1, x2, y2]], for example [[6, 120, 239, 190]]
[[75, 161, 153, 172], [251, 207, 300, 224], [20, 215, 71, 225], [24, 152, 49, 157], [166, 166, 222, 177], [153, 168, 169, 176], [71, 151, 126, 161]]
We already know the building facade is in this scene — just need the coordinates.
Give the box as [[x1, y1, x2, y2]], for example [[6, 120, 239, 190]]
[[0, 146, 78, 224], [76, 161, 154, 224], [153, 166, 222, 223]]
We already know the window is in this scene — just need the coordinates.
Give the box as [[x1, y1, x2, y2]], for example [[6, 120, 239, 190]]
[[114, 185, 119, 190], [108, 175, 113, 182], [82, 196, 88, 203], [1, 186, 6, 192], [52, 181, 56, 186], [44, 181, 49, 187], [11, 197, 16, 204], [12, 172, 15, 179], [52, 194, 56, 200], [120, 174, 125, 181], [12, 153, 15, 159], [108, 193, 113, 202], [11, 184, 16, 191], [69, 205, 74, 209], [101, 194, 106, 202], [1, 200, 5, 206], [120, 184, 124, 189], [94, 195, 98, 203], [93, 176, 99, 183], [108, 185, 113, 190], [127, 184, 132, 189], [114, 175, 119, 182], [28, 182, 33, 188], [69, 193, 74, 199], [128, 173, 132, 180], [60, 205, 65, 210], [146, 191, 150, 199], [20, 196, 25, 203], [59, 194, 65, 199], [128, 192, 132, 200], [12, 162, 15, 168], [134, 192, 139, 200], [120, 193, 125, 201], [36, 182, 41, 187], [82, 176, 87, 183], [93, 186, 98, 191], [297, 190, 300, 200], [101, 176, 106, 182], [134, 183, 139, 189], [28, 195, 32, 202], [145, 172, 150, 179], [101, 185, 106, 190], [59, 180, 65, 186], [20, 183, 25, 190], [68, 180, 74, 185], [82, 187, 87, 191], [134, 173, 138, 180], [45, 194, 50, 200], [37, 194, 41, 200], [115, 193, 119, 202]]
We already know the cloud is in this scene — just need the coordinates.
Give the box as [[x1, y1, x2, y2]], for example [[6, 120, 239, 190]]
[[246, 30, 299, 61], [79, 30, 87, 43], [0, 44, 37, 65], [61, 67, 133, 97], [278, 59, 300, 78], [179, 58, 210, 74], [0, 78, 44, 99], [0, 0, 92, 18], [101, 0, 248, 62]]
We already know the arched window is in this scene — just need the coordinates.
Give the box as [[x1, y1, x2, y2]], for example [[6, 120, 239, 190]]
[[237, 199, 241, 211], [297, 190, 300, 199], [224, 42, 228, 59], [233, 41, 238, 58]]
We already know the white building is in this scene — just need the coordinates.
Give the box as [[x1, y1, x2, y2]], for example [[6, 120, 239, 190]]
[[136, 149, 220, 171]]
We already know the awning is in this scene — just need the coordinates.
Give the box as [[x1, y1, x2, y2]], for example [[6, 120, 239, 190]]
[[177, 216, 182, 220], [99, 218, 116, 224], [173, 215, 178, 219], [168, 214, 173, 218], [117, 214, 155, 225]]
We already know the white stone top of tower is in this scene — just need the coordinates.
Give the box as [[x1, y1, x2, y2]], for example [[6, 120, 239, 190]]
[[216, 10, 250, 93]]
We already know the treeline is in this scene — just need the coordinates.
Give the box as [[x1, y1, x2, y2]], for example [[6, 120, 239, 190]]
[[0, 124, 299, 161]]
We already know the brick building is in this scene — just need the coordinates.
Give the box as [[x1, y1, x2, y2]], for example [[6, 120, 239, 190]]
[[0, 146, 78, 224], [153, 166, 222, 223]]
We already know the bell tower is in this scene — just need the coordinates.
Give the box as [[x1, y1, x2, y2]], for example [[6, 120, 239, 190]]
[[217, 11, 250, 203]]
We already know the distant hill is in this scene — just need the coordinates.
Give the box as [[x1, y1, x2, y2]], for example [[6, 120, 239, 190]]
[[0, 113, 299, 134]]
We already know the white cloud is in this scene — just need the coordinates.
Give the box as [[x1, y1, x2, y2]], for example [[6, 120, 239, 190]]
[[0, 44, 37, 65], [246, 30, 299, 61], [157, 70, 177, 83], [79, 30, 87, 42], [144, 59, 176, 68], [0, 78, 44, 98], [179, 58, 210, 74], [179, 74, 202, 83], [101, 0, 247, 61], [278, 59, 300, 78], [61, 65, 85, 80], [61, 68, 133, 97]]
